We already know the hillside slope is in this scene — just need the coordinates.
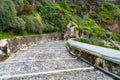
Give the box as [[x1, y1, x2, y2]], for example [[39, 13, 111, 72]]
[[0, 0, 120, 49]]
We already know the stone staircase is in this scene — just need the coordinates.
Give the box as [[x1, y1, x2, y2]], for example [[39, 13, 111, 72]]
[[0, 41, 113, 80]]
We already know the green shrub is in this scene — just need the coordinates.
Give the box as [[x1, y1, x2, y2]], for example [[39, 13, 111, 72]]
[[20, 30, 28, 36], [110, 46, 119, 50], [98, 41, 105, 47], [98, 11, 113, 23], [23, 0, 30, 5], [36, 1, 66, 32], [13, 17, 25, 31], [12, 0, 24, 13], [2, 17, 25, 34], [103, 2, 120, 15], [79, 38, 105, 47], [79, 37, 119, 50], [112, 32, 120, 41], [30, 12, 42, 22], [0, 0, 25, 34], [79, 38, 90, 43], [21, 15, 42, 33], [59, 2, 73, 13], [72, 15, 105, 38], [42, 23, 55, 33], [95, 2, 120, 23], [0, 0, 17, 32]]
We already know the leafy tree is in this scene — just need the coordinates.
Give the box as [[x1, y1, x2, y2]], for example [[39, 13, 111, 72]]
[[21, 15, 42, 33], [12, 0, 24, 13], [0, 0, 25, 33], [0, 0, 16, 32]]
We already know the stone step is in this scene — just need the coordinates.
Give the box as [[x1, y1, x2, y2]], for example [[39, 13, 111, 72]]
[[2, 58, 77, 63], [0, 59, 90, 76], [35, 41, 65, 47], [19, 48, 68, 54], [0, 41, 113, 80], [6, 52, 72, 62], [25, 49, 68, 54], [16, 47, 67, 55], [27, 48, 67, 52], [28, 46, 66, 49], [0, 68, 113, 80]]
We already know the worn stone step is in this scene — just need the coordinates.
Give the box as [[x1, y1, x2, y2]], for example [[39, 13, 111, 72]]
[[35, 41, 65, 47], [19, 48, 68, 54], [28, 46, 66, 49], [27, 49, 68, 53], [6, 52, 72, 62], [0, 68, 113, 80], [0, 41, 113, 80], [0, 59, 91, 76], [2, 58, 77, 63], [25, 49, 68, 54]]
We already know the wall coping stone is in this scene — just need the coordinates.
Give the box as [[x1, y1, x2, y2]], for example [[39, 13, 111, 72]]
[[67, 39, 120, 64]]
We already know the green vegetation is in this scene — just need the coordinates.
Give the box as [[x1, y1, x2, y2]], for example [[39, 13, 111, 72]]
[[0, 0, 120, 50], [20, 15, 42, 34], [0, 0, 17, 32], [91, 2, 120, 24], [79, 38, 105, 47], [12, 0, 24, 13], [0, 33, 15, 39], [79, 38, 119, 50], [36, 0, 68, 32], [72, 15, 105, 38]]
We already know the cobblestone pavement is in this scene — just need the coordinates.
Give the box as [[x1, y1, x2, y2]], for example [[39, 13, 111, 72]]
[[0, 41, 113, 80]]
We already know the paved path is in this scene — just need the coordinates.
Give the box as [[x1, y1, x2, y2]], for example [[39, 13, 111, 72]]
[[0, 41, 113, 80]]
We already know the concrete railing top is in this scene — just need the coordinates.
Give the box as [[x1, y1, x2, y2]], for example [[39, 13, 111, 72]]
[[67, 39, 120, 64]]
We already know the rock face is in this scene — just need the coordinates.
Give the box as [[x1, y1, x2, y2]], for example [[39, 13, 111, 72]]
[[108, 17, 120, 34], [0, 41, 113, 80], [109, 23, 120, 33]]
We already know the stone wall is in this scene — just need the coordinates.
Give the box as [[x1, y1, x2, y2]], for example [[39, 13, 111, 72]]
[[67, 39, 120, 76], [0, 33, 61, 55]]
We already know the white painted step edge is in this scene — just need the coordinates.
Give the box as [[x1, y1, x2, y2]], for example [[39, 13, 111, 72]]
[[0, 58, 77, 64], [0, 67, 94, 79]]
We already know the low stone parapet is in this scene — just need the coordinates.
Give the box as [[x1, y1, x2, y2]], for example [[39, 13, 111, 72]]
[[0, 33, 61, 55], [67, 39, 120, 76]]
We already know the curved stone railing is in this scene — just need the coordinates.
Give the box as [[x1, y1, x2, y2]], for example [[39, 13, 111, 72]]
[[67, 39, 120, 76], [0, 33, 61, 55]]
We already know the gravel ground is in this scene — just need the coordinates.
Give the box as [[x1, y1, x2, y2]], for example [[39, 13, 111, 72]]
[[0, 41, 113, 80]]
